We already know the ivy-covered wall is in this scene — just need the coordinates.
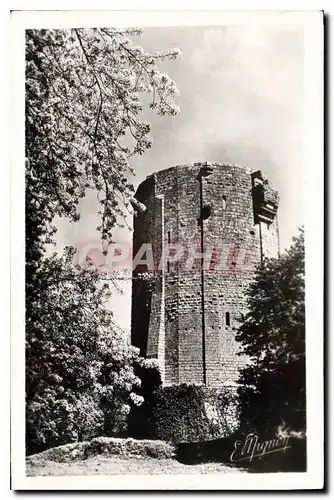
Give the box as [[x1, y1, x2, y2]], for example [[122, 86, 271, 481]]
[[129, 384, 239, 443]]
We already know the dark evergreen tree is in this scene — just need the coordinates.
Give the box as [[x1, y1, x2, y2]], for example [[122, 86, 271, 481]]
[[236, 228, 305, 435]]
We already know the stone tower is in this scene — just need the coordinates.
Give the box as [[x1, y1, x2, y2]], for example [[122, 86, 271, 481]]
[[131, 162, 279, 388]]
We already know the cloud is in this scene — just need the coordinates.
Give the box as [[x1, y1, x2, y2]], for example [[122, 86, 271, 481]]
[[138, 25, 304, 249], [53, 25, 305, 332]]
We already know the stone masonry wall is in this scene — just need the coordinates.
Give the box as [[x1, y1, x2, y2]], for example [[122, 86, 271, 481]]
[[131, 162, 279, 388]]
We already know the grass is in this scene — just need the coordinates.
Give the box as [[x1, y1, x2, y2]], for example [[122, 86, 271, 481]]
[[26, 455, 242, 476], [25, 437, 247, 476]]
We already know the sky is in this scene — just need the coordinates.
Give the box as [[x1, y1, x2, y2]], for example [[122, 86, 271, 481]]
[[55, 24, 304, 332]]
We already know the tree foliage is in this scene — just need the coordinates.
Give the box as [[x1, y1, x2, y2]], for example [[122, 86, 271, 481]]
[[26, 248, 148, 454], [236, 228, 305, 434], [26, 27, 180, 261], [25, 28, 180, 454]]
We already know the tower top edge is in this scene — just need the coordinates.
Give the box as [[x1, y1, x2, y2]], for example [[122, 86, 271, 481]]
[[142, 162, 254, 181]]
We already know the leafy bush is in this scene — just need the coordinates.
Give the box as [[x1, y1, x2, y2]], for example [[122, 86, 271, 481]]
[[27, 441, 89, 464], [26, 388, 104, 455], [27, 437, 176, 463], [85, 437, 175, 459], [26, 251, 146, 456]]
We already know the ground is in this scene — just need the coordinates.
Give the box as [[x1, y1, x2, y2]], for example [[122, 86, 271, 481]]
[[26, 455, 243, 476]]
